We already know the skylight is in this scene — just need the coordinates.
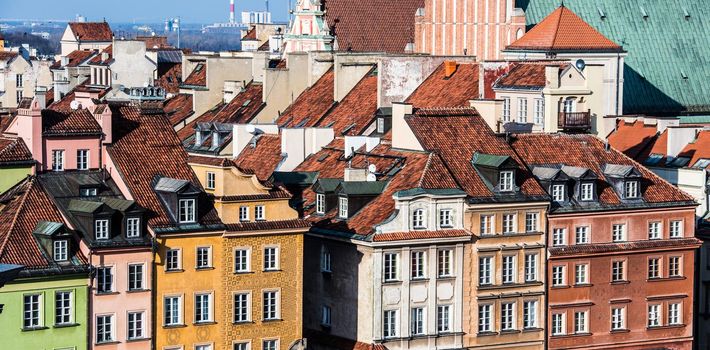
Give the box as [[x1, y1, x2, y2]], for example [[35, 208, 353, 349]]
[[693, 158, 710, 169]]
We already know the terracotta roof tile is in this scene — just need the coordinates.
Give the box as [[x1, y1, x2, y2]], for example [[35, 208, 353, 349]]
[[48, 82, 110, 111], [242, 27, 257, 40], [41, 108, 103, 136], [276, 68, 335, 128], [494, 62, 567, 90], [225, 218, 309, 232], [607, 120, 660, 159], [155, 62, 183, 94], [507, 5, 622, 52], [373, 229, 471, 242], [677, 130, 710, 169], [316, 69, 377, 135], [183, 63, 206, 87], [510, 133, 694, 205], [0, 115, 16, 134], [68, 22, 113, 42], [88, 45, 112, 65], [0, 137, 33, 165], [136, 35, 170, 49], [406, 63, 479, 108], [234, 134, 283, 182], [324, 0, 424, 53], [52, 49, 97, 69], [187, 155, 235, 168], [163, 93, 194, 126], [0, 51, 19, 62], [550, 238, 702, 256]]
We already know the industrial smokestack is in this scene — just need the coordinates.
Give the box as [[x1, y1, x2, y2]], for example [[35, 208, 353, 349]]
[[265, 0, 269, 13], [230, 0, 235, 24]]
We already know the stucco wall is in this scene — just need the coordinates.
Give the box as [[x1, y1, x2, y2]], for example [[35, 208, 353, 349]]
[[0, 165, 33, 193]]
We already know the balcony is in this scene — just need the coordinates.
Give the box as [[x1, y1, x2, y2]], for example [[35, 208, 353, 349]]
[[558, 110, 591, 132]]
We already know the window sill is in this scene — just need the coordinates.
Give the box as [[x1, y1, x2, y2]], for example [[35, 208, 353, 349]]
[[262, 318, 283, 323], [551, 332, 592, 338], [648, 276, 686, 282], [522, 327, 544, 333], [126, 337, 150, 343], [383, 280, 402, 285], [500, 329, 521, 335], [95, 341, 120, 346], [233, 320, 254, 325], [163, 324, 187, 329], [610, 280, 630, 285], [476, 331, 498, 337], [165, 269, 184, 273], [478, 281, 543, 290], [21, 326, 49, 332], [410, 277, 428, 282], [234, 271, 254, 275], [437, 275, 456, 281], [551, 285, 571, 289], [95, 291, 119, 296], [610, 329, 630, 334], [194, 321, 217, 326], [573, 283, 593, 288], [647, 324, 685, 330], [127, 289, 150, 294], [263, 269, 282, 273], [54, 323, 80, 328], [195, 266, 214, 271]]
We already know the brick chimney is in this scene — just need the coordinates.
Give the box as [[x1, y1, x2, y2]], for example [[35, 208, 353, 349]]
[[444, 61, 458, 78], [16, 94, 44, 165]]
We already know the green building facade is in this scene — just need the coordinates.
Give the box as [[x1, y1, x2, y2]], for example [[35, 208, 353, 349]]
[[0, 165, 34, 194]]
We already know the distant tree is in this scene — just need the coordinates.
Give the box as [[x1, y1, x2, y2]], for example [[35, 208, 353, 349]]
[[3, 31, 59, 56]]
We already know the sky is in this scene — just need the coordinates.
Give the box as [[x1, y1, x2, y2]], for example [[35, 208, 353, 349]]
[[0, 0, 292, 24]]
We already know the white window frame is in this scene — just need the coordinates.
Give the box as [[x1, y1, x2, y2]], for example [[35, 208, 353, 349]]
[[648, 221, 661, 240], [648, 257, 660, 279], [52, 150, 65, 172], [262, 340, 278, 350], [517, 97, 528, 123], [239, 206, 249, 222], [178, 198, 196, 223], [612, 223, 626, 242], [126, 217, 141, 238], [164, 295, 182, 326], [233, 292, 251, 323], [580, 182, 594, 201], [611, 307, 625, 330], [480, 214, 494, 235], [262, 290, 279, 320], [670, 220, 683, 238], [97, 266, 113, 293], [383, 252, 399, 282], [54, 240, 68, 261], [206, 172, 216, 189], [316, 193, 325, 214], [575, 226, 589, 244], [525, 212, 538, 232], [437, 305, 452, 333], [383, 310, 398, 338], [438, 209, 453, 228], [264, 246, 279, 271], [338, 197, 348, 219], [552, 184, 565, 202], [95, 219, 110, 240], [668, 302, 681, 325], [552, 228, 566, 246], [376, 117, 385, 133], [612, 260, 625, 282], [96, 314, 114, 343], [500, 302, 515, 331], [575, 264, 588, 285], [523, 300, 537, 329], [55, 291, 72, 325], [499, 170, 514, 192], [127, 311, 144, 340], [479, 256, 493, 285], [410, 307, 425, 335], [196, 246, 212, 269], [438, 249, 453, 277], [552, 265, 565, 286], [128, 263, 144, 291], [533, 98, 544, 125], [502, 97, 511, 122], [551, 312, 565, 335], [166, 249, 181, 271], [411, 250, 425, 279], [502, 255, 516, 284], [574, 311, 588, 333], [194, 292, 213, 323], [77, 149, 89, 170], [524, 253, 537, 282], [234, 248, 250, 273], [502, 213, 516, 234], [478, 304, 492, 332], [624, 180, 639, 199], [412, 209, 426, 229], [255, 205, 265, 221], [648, 304, 660, 327], [669, 256, 681, 277]]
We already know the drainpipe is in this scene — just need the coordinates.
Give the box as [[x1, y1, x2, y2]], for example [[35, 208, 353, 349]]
[[151, 236, 157, 350], [87, 250, 94, 350], [615, 53, 621, 116]]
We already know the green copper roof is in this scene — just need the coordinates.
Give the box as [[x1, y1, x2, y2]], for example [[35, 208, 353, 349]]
[[519, 0, 710, 115], [32, 221, 64, 236], [68, 199, 104, 213], [679, 115, 710, 124], [472, 152, 510, 168]]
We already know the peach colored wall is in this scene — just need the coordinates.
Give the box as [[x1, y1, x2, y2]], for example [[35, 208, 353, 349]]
[[43, 136, 101, 172], [91, 249, 153, 350]]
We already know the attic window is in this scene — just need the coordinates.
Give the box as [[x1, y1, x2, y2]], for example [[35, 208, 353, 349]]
[[53, 240, 68, 261], [338, 197, 348, 219], [95, 219, 110, 240], [669, 157, 690, 167], [693, 159, 710, 169], [377, 117, 385, 133], [242, 99, 252, 107], [316, 193, 325, 214], [126, 217, 141, 238], [644, 154, 664, 166], [580, 182, 595, 201], [499, 171, 514, 192], [412, 209, 426, 229], [178, 199, 196, 223], [552, 184, 565, 202], [624, 180, 639, 199], [80, 187, 98, 197]]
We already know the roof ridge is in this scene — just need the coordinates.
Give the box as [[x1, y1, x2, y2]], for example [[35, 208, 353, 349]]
[[417, 153, 435, 188], [550, 6, 565, 49]]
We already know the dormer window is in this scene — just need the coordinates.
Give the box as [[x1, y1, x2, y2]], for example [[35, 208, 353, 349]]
[[53, 240, 68, 261], [316, 193, 325, 214], [412, 209, 426, 229], [499, 171, 514, 192], [624, 180, 639, 199], [80, 187, 98, 197], [376, 117, 385, 133], [552, 184, 565, 202], [95, 219, 110, 240], [338, 197, 348, 219], [580, 182, 594, 201], [178, 199, 196, 223], [126, 217, 141, 238]]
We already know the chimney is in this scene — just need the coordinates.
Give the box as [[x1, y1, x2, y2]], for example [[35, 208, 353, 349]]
[[101, 52, 109, 62], [391, 102, 424, 151], [16, 95, 44, 166], [35, 88, 47, 109], [444, 61, 458, 78], [667, 126, 701, 157], [61, 56, 69, 66], [224, 80, 244, 103], [344, 168, 368, 182], [545, 65, 560, 88], [230, 0, 236, 24]]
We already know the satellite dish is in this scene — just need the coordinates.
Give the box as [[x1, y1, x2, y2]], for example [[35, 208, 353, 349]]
[[366, 173, 376, 182], [69, 100, 80, 110], [575, 59, 586, 71], [246, 124, 256, 134], [368, 164, 377, 173]]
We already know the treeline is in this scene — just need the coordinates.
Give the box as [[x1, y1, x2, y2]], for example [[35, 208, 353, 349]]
[[3, 31, 60, 56]]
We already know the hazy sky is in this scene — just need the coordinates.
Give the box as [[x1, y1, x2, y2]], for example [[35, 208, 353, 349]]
[[0, 0, 292, 23]]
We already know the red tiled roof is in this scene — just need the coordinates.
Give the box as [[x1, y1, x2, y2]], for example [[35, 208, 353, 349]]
[[0, 115, 15, 134], [106, 104, 222, 228], [373, 229, 471, 242], [187, 155, 236, 168], [242, 27, 257, 40], [506, 6, 622, 52], [550, 238, 702, 256], [51, 49, 97, 69], [405, 63, 479, 108], [494, 62, 567, 90], [406, 108, 547, 199], [324, 0, 424, 53], [48, 83, 110, 110], [178, 82, 265, 141], [316, 69, 377, 135], [42, 108, 103, 136], [510, 133, 694, 204], [607, 120, 660, 159], [136, 35, 170, 49], [276, 68, 335, 128], [0, 51, 19, 62], [234, 134, 283, 182], [163, 93, 194, 126], [225, 218, 309, 232], [678, 130, 710, 169], [0, 137, 33, 165], [183, 63, 206, 87], [68, 22, 113, 42], [155, 62, 182, 94], [88, 45, 112, 65]]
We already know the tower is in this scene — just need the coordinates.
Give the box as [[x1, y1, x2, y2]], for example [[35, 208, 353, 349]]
[[230, 0, 236, 24]]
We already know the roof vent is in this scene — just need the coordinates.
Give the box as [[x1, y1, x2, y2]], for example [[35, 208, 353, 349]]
[[681, 70, 688, 80], [683, 7, 690, 19], [597, 7, 606, 20], [640, 6, 648, 20]]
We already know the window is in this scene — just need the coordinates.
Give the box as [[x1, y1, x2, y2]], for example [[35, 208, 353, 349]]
[[499, 171, 514, 192], [502, 213, 516, 233], [96, 315, 113, 343], [195, 293, 212, 323], [410, 307, 424, 335], [479, 256, 493, 285], [563, 98, 576, 113], [263, 340, 278, 350], [648, 221, 661, 240], [255, 205, 265, 221], [239, 206, 249, 222], [624, 180, 639, 198], [439, 209, 453, 228], [80, 187, 98, 197], [648, 304, 660, 327], [321, 305, 332, 326], [438, 249, 452, 277], [525, 212, 538, 232], [77, 149, 89, 170], [669, 256, 681, 277], [178, 199, 196, 223], [16, 90, 23, 104], [16, 74, 23, 87], [196, 345, 212, 350], [127, 312, 144, 340], [502, 97, 511, 122], [668, 303, 681, 325], [670, 220, 683, 238], [264, 246, 278, 271], [411, 251, 425, 279], [552, 184, 565, 202], [383, 310, 398, 338], [580, 182, 594, 201], [501, 302, 515, 331], [517, 98, 528, 123], [575, 264, 588, 284], [612, 261, 625, 282], [552, 265, 565, 286], [437, 305, 451, 333], [612, 224, 626, 242], [95, 219, 109, 240], [166, 249, 181, 271], [234, 249, 250, 273], [502, 255, 516, 284], [523, 300, 537, 328], [126, 217, 141, 238], [574, 311, 588, 333], [575, 226, 589, 244], [383, 253, 399, 281], [233, 293, 250, 322], [648, 258, 660, 279], [55, 291, 72, 325], [97, 267, 113, 293], [234, 343, 249, 350], [412, 209, 426, 229], [23, 294, 41, 328], [320, 245, 331, 272], [196, 247, 211, 269], [552, 228, 566, 246], [164, 296, 181, 325], [51, 150, 64, 171], [316, 194, 325, 214], [551, 313, 565, 335], [611, 307, 625, 330], [377, 117, 385, 133], [478, 304, 492, 332], [338, 197, 348, 218], [533, 98, 544, 125], [54, 240, 68, 261], [480, 214, 494, 235], [263, 291, 279, 320], [128, 264, 143, 291], [206, 172, 215, 189], [524, 254, 537, 282]]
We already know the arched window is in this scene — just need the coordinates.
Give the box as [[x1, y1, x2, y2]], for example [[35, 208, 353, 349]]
[[412, 209, 426, 229], [516, 28, 524, 40]]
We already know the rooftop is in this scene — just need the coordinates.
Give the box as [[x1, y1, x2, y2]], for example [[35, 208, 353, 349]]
[[276, 68, 335, 128], [0, 137, 33, 166], [68, 22, 113, 42], [315, 68, 378, 135], [234, 134, 283, 182], [182, 63, 206, 87], [405, 63, 480, 108]]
